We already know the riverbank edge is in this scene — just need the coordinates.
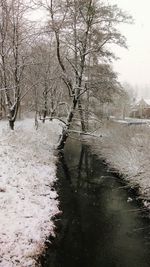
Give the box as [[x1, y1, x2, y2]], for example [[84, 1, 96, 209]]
[[39, 137, 150, 266], [0, 119, 63, 267], [36, 183, 62, 267], [38, 150, 70, 267], [83, 135, 150, 214]]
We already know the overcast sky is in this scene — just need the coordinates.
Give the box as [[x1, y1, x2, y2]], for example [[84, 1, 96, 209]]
[[109, 0, 150, 97], [33, 0, 150, 97]]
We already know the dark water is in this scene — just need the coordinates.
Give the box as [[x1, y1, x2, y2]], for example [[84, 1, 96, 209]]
[[43, 139, 150, 267]]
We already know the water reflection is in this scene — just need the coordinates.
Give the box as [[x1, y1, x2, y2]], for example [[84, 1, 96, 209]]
[[43, 139, 150, 267]]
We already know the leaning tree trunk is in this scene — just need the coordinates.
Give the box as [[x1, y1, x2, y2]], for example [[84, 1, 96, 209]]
[[78, 99, 86, 132], [57, 98, 77, 150]]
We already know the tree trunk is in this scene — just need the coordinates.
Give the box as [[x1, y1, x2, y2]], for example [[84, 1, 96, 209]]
[[85, 92, 89, 131], [43, 89, 48, 123], [8, 102, 19, 130], [78, 99, 86, 132], [35, 110, 38, 130], [57, 98, 77, 150], [9, 119, 14, 130], [42, 110, 47, 123]]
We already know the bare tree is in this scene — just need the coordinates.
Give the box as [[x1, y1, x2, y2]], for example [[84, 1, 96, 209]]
[[26, 39, 64, 122], [0, 0, 32, 129], [38, 0, 131, 149]]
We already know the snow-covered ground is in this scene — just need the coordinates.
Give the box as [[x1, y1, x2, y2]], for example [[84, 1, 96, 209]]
[[0, 119, 62, 267], [86, 122, 150, 207]]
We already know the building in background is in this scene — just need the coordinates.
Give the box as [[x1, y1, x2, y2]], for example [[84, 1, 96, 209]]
[[130, 98, 150, 118]]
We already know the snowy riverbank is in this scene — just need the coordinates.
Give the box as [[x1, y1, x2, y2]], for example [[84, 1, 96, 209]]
[[86, 122, 150, 207], [0, 119, 62, 267]]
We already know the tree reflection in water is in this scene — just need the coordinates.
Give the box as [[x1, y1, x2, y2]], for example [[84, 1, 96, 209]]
[[42, 139, 150, 267]]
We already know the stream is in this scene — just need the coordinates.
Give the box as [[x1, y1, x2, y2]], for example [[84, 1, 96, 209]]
[[42, 138, 150, 267]]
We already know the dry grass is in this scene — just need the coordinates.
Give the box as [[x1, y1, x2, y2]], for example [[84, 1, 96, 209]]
[[88, 122, 150, 202]]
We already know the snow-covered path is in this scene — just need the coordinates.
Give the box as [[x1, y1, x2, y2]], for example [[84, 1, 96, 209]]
[[0, 119, 61, 267]]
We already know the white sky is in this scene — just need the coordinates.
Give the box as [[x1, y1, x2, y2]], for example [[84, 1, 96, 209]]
[[110, 0, 150, 97]]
